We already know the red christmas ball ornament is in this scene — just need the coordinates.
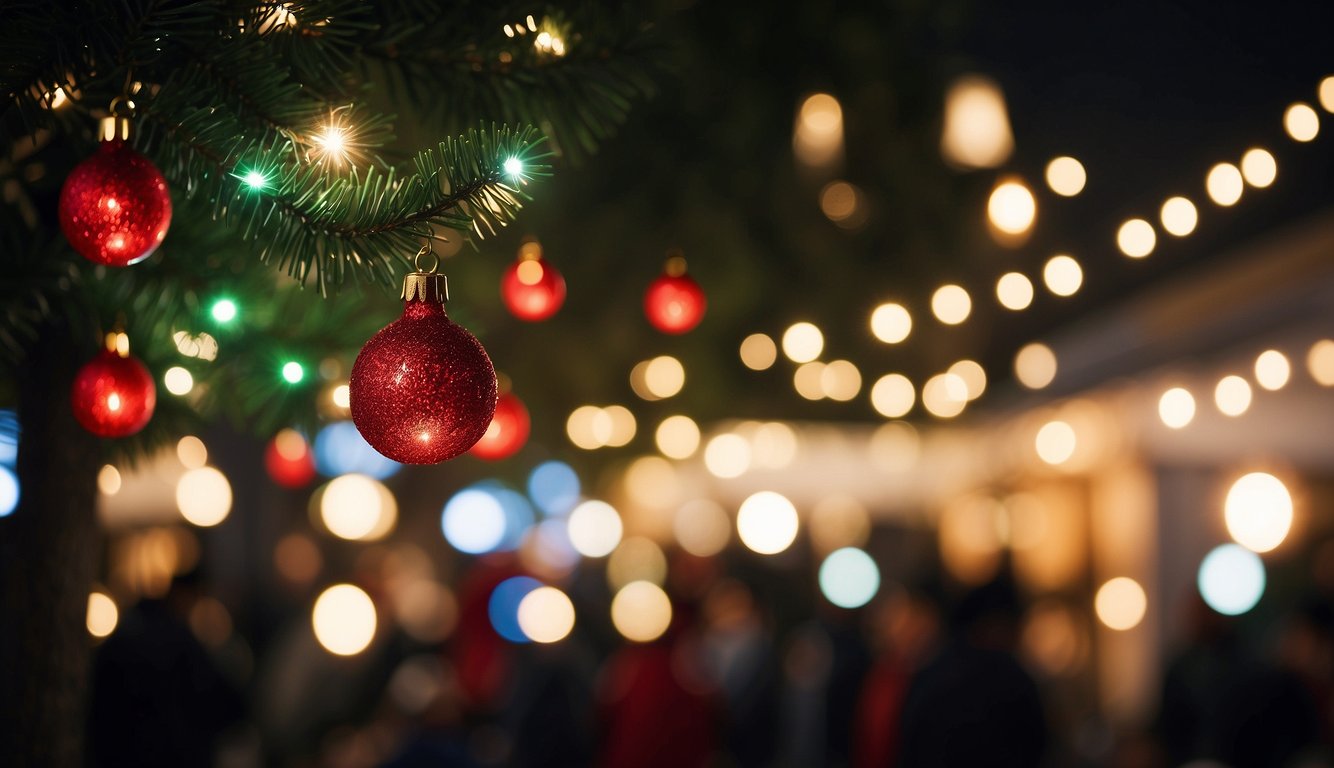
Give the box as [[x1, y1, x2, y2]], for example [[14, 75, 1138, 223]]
[[500, 241, 565, 321], [644, 255, 706, 334], [350, 259, 497, 464], [265, 428, 317, 488], [59, 114, 171, 267], [71, 331, 156, 438], [470, 389, 530, 461]]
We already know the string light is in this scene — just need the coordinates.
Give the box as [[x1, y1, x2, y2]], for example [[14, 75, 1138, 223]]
[[1206, 163, 1244, 206], [870, 373, 915, 418], [1214, 375, 1252, 416], [931, 284, 971, 325], [1015, 343, 1057, 390], [210, 298, 238, 323], [782, 322, 824, 363], [1158, 387, 1196, 429], [241, 169, 269, 190], [948, 360, 986, 401], [740, 333, 778, 370], [1284, 102, 1320, 142], [870, 303, 912, 343], [1035, 420, 1076, 465], [1117, 218, 1156, 258], [1042, 255, 1082, 297], [1254, 350, 1290, 391], [1160, 196, 1198, 236], [1045, 156, 1086, 196], [940, 75, 1013, 169], [996, 272, 1034, 310], [1320, 76, 1334, 112], [281, 361, 304, 384], [164, 366, 194, 396], [987, 178, 1037, 236], [1240, 148, 1277, 188], [504, 157, 524, 177]]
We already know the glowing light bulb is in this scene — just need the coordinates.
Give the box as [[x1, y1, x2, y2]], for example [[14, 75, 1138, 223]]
[[504, 157, 524, 177], [1160, 197, 1198, 237], [1045, 156, 1086, 196], [1095, 577, 1147, 631], [242, 170, 268, 190], [1158, 387, 1195, 429], [987, 179, 1036, 236], [1225, 472, 1293, 553], [211, 298, 238, 323], [1117, 219, 1156, 258], [1042, 255, 1082, 297], [1206, 163, 1244, 206], [870, 303, 912, 343], [1240, 148, 1276, 188], [931, 284, 971, 325], [1014, 343, 1057, 390], [1284, 102, 1319, 142], [1254, 350, 1290, 391], [995, 272, 1033, 310], [282, 361, 304, 384]]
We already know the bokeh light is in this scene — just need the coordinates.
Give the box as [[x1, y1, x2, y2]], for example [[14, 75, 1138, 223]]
[[0, 409, 17, 466], [1284, 102, 1320, 142], [1198, 544, 1266, 616], [0, 465, 18, 518], [516, 465, 577, 521], [1214, 375, 1252, 417], [656, 415, 701, 460], [921, 373, 967, 419], [87, 591, 118, 638], [567, 500, 623, 558], [312, 584, 377, 655], [1094, 577, 1147, 631], [782, 322, 824, 363], [820, 181, 865, 228], [176, 467, 232, 527], [794, 362, 827, 401], [996, 272, 1034, 310], [1206, 163, 1244, 206], [821, 360, 862, 401], [1159, 196, 1199, 237], [1321, 76, 1334, 112], [489, 576, 541, 643], [940, 75, 1013, 169], [870, 303, 912, 344], [97, 464, 120, 496], [749, 422, 799, 469], [603, 405, 637, 448], [674, 499, 731, 557], [870, 373, 915, 418], [704, 433, 751, 478], [1045, 156, 1086, 196], [740, 333, 778, 370], [931, 284, 971, 325], [281, 361, 304, 384], [1043, 255, 1082, 297], [1240, 148, 1277, 188], [1015, 343, 1057, 390], [608, 537, 668, 589], [987, 179, 1037, 236], [1116, 218, 1156, 258], [320, 474, 397, 541], [1254, 350, 1290, 391], [736, 491, 799, 555], [210, 298, 238, 323], [948, 360, 986, 401], [1158, 387, 1196, 429], [819, 548, 880, 609], [441, 488, 506, 554], [1035, 421, 1076, 466], [314, 421, 400, 479], [1225, 472, 1293, 553], [516, 586, 576, 644], [794, 93, 844, 167], [177, 435, 207, 469], [163, 366, 194, 396], [630, 356, 685, 400], [1308, 340, 1334, 386], [611, 581, 673, 643]]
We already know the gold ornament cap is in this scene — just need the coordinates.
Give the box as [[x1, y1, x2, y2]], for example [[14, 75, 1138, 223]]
[[402, 272, 448, 303], [100, 96, 135, 141]]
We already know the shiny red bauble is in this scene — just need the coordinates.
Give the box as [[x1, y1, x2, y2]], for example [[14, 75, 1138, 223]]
[[71, 349, 156, 437], [265, 429, 317, 488], [501, 256, 566, 321], [350, 275, 497, 464], [469, 391, 531, 461], [59, 140, 172, 267], [644, 272, 706, 334]]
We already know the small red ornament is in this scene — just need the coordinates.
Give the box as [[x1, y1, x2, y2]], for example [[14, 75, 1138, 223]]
[[470, 389, 530, 461], [350, 255, 497, 464], [644, 255, 706, 334], [501, 241, 566, 321], [71, 331, 156, 438], [265, 428, 317, 488], [59, 114, 171, 267]]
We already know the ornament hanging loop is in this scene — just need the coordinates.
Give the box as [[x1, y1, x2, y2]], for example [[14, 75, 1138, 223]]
[[101, 96, 135, 142], [413, 241, 440, 274]]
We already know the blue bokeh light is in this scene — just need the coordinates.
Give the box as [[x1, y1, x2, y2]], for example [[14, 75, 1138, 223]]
[[527, 461, 580, 517], [1198, 543, 1266, 616], [818, 547, 880, 609], [0, 409, 19, 467], [441, 489, 507, 554], [314, 421, 401, 480], [0, 465, 19, 518], [489, 576, 541, 643]]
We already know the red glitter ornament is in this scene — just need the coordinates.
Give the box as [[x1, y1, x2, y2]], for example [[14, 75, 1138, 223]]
[[500, 241, 566, 321], [71, 332, 156, 438], [59, 115, 171, 267], [644, 255, 706, 334], [470, 389, 530, 461], [350, 261, 497, 464], [265, 429, 317, 488]]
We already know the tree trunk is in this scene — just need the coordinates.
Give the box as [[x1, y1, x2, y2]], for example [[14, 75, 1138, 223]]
[[0, 335, 102, 768]]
